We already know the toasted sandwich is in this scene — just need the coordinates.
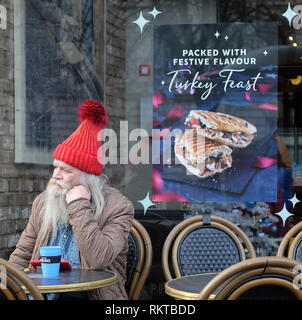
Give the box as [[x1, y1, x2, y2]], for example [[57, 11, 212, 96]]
[[184, 110, 257, 148], [175, 129, 232, 178]]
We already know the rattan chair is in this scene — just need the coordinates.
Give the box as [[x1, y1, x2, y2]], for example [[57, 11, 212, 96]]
[[126, 219, 153, 300], [0, 258, 44, 300], [198, 256, 302, 300], [277, 221, 302, 261], [161, 215, 256, 281]]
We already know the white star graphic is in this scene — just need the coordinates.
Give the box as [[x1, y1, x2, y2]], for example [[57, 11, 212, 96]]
[[282, 3, 298, 27], [132, 11, 151, 34], [137, 192, 155, 215], [214, 30, 220, 38], [148, 6, 162, 19], [263, 50, 268, 56], [288, 193, 300, 207], [161, 80, 165, 85], [275, 203, 294, 227], [224, 35, 229, 40]]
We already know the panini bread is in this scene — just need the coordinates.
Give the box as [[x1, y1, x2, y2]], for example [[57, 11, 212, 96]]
[[175, 129, 232, 178], [184, 110, 257, 148]]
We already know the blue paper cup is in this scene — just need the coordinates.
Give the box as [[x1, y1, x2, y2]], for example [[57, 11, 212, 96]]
[[40, 246, 61, 277]]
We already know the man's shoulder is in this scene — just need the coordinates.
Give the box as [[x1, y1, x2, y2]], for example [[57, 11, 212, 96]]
[[34, 190, 47, 201], [32, 191, 47, 210], [104, 186, 127, 199], [101, 187, 134, 225]]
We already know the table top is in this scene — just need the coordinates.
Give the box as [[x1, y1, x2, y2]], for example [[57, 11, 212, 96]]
[[165, 273, 218, 300], [24, 267, 117, 294]]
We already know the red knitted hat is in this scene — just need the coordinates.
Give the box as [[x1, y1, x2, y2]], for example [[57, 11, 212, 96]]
[[53, 99, 108, 175]]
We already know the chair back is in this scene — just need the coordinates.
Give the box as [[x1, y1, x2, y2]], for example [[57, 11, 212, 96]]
[[198, 256, 302, 300], [0, 258, 44, 300], [126, 219, 153, 300], [162, 215, 256, 281], [289, 233, 302, 261], [278, 221, 302, 261]]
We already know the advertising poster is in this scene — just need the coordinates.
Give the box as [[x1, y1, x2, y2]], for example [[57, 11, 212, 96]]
[[152, 23, 278, 202]]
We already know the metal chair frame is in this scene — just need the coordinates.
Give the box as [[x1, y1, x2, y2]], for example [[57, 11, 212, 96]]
[[161, 215, 256, 281]]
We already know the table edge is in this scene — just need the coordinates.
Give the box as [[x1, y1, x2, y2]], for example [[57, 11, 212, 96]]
[[24, 270, 118, 294]]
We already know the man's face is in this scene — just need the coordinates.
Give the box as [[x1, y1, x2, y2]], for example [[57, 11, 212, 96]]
[[52, 159, 84, 187]]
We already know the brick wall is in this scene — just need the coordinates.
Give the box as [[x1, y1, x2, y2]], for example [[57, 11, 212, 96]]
[[0, 0, 127, 259], [0, 1, 52, 259], [102, 0, 127, 189]]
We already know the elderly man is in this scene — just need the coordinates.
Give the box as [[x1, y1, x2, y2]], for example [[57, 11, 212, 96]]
[[9, 100, 134, 300]]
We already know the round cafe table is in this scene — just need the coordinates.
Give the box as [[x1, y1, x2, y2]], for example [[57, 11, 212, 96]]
[[165, 273, 218, 300], [23, 267, 117, 294]]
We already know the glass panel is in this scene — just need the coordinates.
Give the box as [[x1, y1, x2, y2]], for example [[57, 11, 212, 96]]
[[114, 0, 301, 258], [12, 0, 302, 266], [14, 0, 103, 163]]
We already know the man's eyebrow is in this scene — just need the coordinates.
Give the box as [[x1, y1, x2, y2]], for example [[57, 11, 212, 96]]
[[62, 165, 73, 171], [53, 162, 73, 171]]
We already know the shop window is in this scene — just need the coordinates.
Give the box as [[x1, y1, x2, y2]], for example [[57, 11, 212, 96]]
[[14, 0, 101, 164]]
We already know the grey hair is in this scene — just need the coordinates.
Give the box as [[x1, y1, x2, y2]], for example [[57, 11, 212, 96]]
[[82, 173, 109, 221]]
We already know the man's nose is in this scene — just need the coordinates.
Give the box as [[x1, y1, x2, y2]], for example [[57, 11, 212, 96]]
[[52, 169, 62, 180]]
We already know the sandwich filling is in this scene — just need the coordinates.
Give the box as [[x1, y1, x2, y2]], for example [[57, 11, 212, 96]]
[[175, 130, 232, 178], [184, 111, 257, 147]]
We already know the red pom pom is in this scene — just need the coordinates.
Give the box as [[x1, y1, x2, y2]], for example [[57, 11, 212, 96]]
[[78, 99, 108, 127]]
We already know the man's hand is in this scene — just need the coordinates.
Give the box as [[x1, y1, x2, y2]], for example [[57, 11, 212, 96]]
[[66, 185, 91, 204]]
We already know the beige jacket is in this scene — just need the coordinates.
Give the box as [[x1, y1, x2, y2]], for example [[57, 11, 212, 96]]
[[9, 187, 134, 300]]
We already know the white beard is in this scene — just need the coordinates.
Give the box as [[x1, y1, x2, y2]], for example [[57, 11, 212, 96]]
[[40, 178, 72, 235]]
